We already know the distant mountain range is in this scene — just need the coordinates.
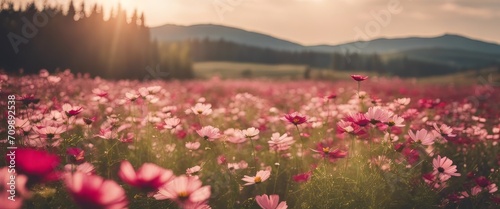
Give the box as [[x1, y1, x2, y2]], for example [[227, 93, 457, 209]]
[[150, 24, 500, 69]]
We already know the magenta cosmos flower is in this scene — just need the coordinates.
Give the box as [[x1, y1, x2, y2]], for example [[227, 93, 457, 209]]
[[67, 147, 85, 164], [242, 170, 271, 186], [154, 175, 211, 208], [118, 161, 174, 192], [311, 146, 348, 162], [350, 74, 368, 81], [65, 172, 128, 209], [284, 112, 307, 126], [433, 155, 461, 181], [255, 194, 288, 209], [62, 103, 83, 117], [12, 148, 60, 185]]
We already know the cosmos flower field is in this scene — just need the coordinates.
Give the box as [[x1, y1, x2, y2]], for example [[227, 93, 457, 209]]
[[1, 70, 499, 209]]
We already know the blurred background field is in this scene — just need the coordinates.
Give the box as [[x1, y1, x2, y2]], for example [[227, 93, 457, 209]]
[[193, 61, 499, 85]]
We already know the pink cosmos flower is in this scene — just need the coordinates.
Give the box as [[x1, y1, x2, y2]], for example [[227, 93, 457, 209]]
[[242, 127, 260, 139], [433, 155, 461, 181], [255, 194, 288, 209], [191, 103, 213, 116], [408, 129, 434, 146], [65, 172, 128, 209], [228, 161, 249, 171], [365, 107, 392, 124], [284, 112, 307, 126], [433, 123, 456, 138], [164, 117, 181, 130], [0, 167, 30, 209], [336, 120, 365, 136], [95, 128, 117, 140], [154, 175, 211, 208], [186, 142, 201, 150], [32, 126, 66, 146], [125, 91, 140, 101], [186, 166, 201, 176], [345, 112, 369, 127], [268, 132, 294, 152], [394, 98, 411, 106], [224, 129, 247, 144], [91, 88, 108, 103], [13, 148, 60, 185], [15, 119, 32, 135], [471, 176, 498, 195], [311, 146, 348, 161], [62, 103, 83, 117], [242, 170, 271, 186], [118, 161, 174, 192], [386, 115, 405, 127], [64, 162, 96, 175], [351, 74, 368, 81], [196, 126, 222, 141]]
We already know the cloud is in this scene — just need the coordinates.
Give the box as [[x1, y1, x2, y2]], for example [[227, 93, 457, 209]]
[[441, 2, 499, 19]]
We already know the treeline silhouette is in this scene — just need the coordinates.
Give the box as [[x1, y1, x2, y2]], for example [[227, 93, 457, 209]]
[[0, 1, 193, 79], [185, 39, 383, 71], [177, 38, 458, 77]]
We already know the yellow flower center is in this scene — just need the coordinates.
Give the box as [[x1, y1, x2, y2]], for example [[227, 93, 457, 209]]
[[178, 191, 189, 200], [322, 147, 330, 154], [254, 176, 262, 183]]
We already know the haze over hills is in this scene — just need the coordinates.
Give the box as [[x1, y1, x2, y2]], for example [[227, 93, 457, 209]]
[[150, 24, 500, 72], [151, 24, 304, 51], [151, 24, 500, 55]]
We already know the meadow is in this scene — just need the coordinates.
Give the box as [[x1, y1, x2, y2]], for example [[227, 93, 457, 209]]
[[1, 69, 499, 209]]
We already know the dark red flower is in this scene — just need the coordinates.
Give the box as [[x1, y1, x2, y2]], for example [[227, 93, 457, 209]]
[[284, 112, 307, 126], [345, 113, 369, 127], [312, 144, 347, 162], [475, 176, 491, 188], [350, 75, 368, 81], [402, 148, 419, 164], [12, 148, 60, 185], [67, 147, 85, 164], [327, 94, 337, 100], [293, 172, 312, 183], [83, 117, 96, 125], [17, 95, 40, 106]]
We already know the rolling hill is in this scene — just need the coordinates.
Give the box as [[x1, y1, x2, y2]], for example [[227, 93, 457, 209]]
[[150, 24, 303, 51], [150, 24, 500, 71]]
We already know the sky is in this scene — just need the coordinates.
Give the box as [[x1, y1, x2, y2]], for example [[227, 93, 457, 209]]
[[11, 0, 500, 45]]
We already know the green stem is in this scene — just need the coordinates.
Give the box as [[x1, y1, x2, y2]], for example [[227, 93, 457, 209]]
[[273, 152, 281, 194]]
